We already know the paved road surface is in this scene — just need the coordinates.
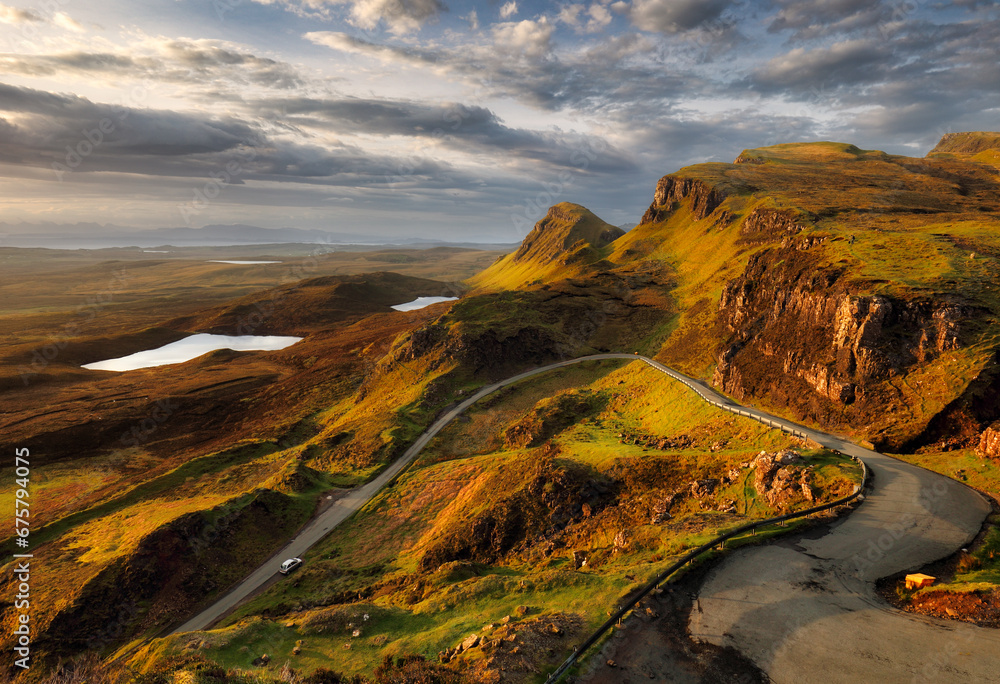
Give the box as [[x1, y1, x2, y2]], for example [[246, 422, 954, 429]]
[[175, 354, 1000, 684], [673, 377, 1000, 682]]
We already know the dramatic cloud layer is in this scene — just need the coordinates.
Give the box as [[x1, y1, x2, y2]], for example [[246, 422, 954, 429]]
[[0, 0, 997, 239]]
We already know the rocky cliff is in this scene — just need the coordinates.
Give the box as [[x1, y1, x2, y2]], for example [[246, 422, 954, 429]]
[[929, 131, 1000, 158], [710, 243, 982, 447], [630, 137, 1000, 450], [640, 176, 726, 224]]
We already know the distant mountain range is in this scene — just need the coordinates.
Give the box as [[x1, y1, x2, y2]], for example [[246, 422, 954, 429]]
[[0, 222, 512, 249]]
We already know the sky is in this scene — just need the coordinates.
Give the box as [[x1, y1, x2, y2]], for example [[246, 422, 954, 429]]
[[0, 0, 998, 242]]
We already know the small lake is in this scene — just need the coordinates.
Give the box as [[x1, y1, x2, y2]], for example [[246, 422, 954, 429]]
[[83, 333, 302, 372], [391, 296, 459, 311], [207, 260, 282, 264]]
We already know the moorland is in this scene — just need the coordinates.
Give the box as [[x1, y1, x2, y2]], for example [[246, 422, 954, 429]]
[[3, 133, 1000, 682]]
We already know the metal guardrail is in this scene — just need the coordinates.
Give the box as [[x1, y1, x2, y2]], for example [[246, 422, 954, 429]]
[[544, 360, 869, 683]]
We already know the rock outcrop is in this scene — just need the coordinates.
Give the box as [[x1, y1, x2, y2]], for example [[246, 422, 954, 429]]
[[979, 422, 1000, 459], [640, 176, 726, 224], [752, 451, 813, 509], [928, 131, 1000, 157], [739, 208, 807, 240]]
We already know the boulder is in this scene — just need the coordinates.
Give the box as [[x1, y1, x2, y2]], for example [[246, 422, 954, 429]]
[[977, 422, 1000, 459], [801, 482, 815, 502], [650, 494, 677, 523], [690, 479, 719, 498], [753, 453, 781, 493], [776, 449, 802, 465], [613, 529, 630, 550]]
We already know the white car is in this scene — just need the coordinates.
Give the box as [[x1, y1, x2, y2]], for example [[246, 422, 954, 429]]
[[279, 557, 303, 575]]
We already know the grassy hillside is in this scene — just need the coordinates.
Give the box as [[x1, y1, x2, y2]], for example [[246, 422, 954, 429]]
[[130, 359, 858, 682], [0, 258, 483, 674]]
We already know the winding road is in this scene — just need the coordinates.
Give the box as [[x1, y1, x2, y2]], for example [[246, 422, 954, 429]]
[[174, 354, 1000, 684], [173, 354, 639, 633]]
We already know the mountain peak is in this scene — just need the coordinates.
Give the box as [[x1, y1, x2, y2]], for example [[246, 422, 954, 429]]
[[470, 202, 622, 290], [514, 202, 623, 262]]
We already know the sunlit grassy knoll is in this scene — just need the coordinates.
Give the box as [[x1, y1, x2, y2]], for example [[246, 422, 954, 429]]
[[422, 361, 627, 464], [891, 448, 1000, 504], [874, 345, 995, 447]]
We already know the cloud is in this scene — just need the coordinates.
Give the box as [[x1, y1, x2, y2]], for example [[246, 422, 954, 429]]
[[620, 107, 821, 167], [307, 29, 686, 114], [766, 0, 892, 41], [749, 38, 889, 92], [53, 11, 85, 33], [254, 95, 637, 173], [305, 30, 440, 64], [559, 3, 614, 33], [0, 3, 41, 24], [0, 38, 306, 91], [948, 0, 1000, 8], [0, 83, 453, 185], [252, 0, 446, 33], [491, 18, 555, 57], [558, 4, 584, 26], [629, 0, 732, 34], [499, 1, 518, 19]]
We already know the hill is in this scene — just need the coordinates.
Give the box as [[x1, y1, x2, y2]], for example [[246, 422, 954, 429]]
[[453, 136, 1000, 453], [469, 202, 624, 290]]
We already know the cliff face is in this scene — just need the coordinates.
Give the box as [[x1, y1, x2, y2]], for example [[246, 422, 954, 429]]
[[640, 176, 726, 224], [929, 131, 1000, 157], [710, 245, 979, 446]]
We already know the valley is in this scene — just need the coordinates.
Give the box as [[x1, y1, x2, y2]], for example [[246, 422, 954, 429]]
[[3, 133, 1000, 683]]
